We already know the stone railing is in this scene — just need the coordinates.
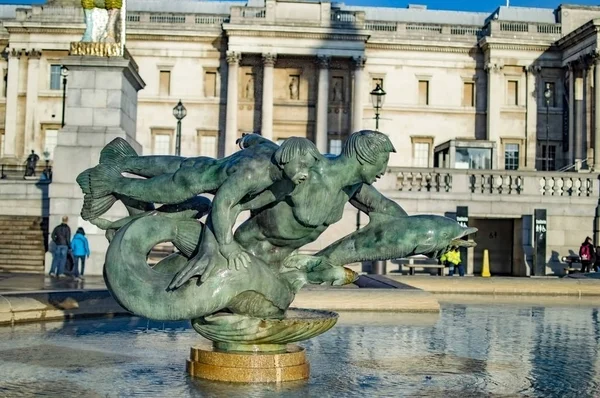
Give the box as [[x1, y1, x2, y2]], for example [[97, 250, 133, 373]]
[[230, 6, 266, 22], [330, 10, 365, 28], [364, 21, 484, 39], [486, 20, 562, 39], [126, 12, 228, 27], [380, 168, 598, 198]]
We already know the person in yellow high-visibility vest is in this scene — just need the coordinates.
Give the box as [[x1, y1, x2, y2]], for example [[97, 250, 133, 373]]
[[442, 247, 464, 277]]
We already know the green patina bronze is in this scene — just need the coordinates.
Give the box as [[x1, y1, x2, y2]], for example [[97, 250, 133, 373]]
[[77, 131, 476, 350]]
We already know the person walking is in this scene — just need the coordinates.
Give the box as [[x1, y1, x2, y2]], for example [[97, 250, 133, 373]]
[[579, 237, 596, 273], [71, 227, 90, 280], [49, 216, 71, 278], [446, 247, 464, 277]]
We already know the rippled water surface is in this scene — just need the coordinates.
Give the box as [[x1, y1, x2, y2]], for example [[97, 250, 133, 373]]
[[0, 303, 599, 398]]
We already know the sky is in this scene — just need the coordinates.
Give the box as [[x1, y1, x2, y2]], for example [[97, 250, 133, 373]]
[[2, 0, 600, 13]]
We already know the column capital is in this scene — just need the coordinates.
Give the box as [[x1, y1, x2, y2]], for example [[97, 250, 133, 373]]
[[316, 55, 330, 69], [591, 49, 600, 65], [262, 53, 277, 67], [484, 61, 503, 73], [577, 53, 593, 70], [27, 49, 42, 60], [6, 48, 25, 59], [352, 56, 366, 69], [226, 51, 241, 65], [525, 64, 541, 75]]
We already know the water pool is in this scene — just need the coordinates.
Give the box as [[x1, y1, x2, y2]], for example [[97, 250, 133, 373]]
[[0, 302, 598, 397]]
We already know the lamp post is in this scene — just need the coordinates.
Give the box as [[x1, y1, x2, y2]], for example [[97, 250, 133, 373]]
[[543, 83, 552, 171], [172, 100, 187, 156], [60, 66, 69, 127], [370, 83, 386, 131]]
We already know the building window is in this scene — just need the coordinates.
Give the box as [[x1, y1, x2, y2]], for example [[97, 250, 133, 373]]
[[50, 65, 62, 90], [542, 81, 556, 107], [159, 70, 171, 96], [329, 139, 342, 155], [152, 133, 172, 155], [44, 129, 59, 160], [204, 71, 217, 97], [507, 80, 518, 106], [418, 80, 429, 105], [541, 144, 556, 171], [413, 142, 430, 167], [198, 132, 217, 158], [456, 147, 492, 169], [463, 82, 475, 107], [504, 143, 520, 170]]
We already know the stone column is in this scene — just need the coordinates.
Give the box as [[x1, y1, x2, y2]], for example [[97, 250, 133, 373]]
[[567, 62, 575, 166], [594, 54, 600, 171], [574, 58, 586, 169], [315, 55, 330, 153], [24, 49, 41, 156], [225, 51, 241, 156], [261, 53, 276, 142], [3, 49, 22, 159], [351, 56, 366, 133], [524, 65, 540, 170], [47, 55, 145, 276], [485, 61, 503, 169]]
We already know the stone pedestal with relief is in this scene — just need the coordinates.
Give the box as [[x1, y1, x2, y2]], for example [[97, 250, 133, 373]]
[[46, 55, 145, 276]]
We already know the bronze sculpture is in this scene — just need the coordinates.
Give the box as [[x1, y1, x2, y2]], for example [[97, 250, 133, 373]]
[[77, 131, 476, 379]]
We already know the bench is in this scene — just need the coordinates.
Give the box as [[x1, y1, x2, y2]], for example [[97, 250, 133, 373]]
[[394, 257, 445, 276], [405, 263, 445, 276]]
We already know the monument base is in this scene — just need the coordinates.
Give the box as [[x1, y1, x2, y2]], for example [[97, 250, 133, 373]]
[[186, 344, 310, 383]]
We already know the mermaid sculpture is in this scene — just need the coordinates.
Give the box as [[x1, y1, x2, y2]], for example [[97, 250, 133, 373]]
[[77, 131, 476, 351]]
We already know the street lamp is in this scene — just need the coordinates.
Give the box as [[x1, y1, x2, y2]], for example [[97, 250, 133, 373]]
[[370, 83, 386, 131], [60, 66, 69, 127], [172, 100, 187, 156], [543, 83, 553, 171]]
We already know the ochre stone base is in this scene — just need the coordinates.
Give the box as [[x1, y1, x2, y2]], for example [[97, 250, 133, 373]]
[[187, 344, 310, 383]]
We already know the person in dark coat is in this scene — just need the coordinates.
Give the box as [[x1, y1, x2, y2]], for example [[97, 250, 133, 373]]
[[50, 216, 71, 277], [24, 150, 39, 177], [579, 237, 596, 273], [70, 227, 90, 280]]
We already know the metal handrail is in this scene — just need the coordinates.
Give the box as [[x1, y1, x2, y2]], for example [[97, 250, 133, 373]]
[[558, 158, 588, 172]]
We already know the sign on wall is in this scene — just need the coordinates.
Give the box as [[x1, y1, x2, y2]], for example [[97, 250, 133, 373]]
[[533, 209, 547, 276]]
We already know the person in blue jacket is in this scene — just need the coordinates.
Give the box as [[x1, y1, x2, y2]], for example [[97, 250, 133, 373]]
[[71, 227, 90, 280]]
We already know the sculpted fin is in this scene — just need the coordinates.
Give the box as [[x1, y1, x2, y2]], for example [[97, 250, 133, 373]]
[[100, 137, 138, 165]]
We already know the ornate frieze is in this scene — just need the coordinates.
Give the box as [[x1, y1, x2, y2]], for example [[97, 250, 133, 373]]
[[484, 62, 504, 73], [526, 64, 541, 75]]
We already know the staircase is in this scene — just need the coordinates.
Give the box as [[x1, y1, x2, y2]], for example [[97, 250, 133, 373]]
[[0, 216, 46, 274]]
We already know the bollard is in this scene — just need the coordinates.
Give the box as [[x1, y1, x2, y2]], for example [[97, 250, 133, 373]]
[[372, 260, 387, 275], [481, 249, 491, 277]]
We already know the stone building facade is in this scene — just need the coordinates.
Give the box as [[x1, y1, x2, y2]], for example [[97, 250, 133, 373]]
[[1, 0, 600, 276]]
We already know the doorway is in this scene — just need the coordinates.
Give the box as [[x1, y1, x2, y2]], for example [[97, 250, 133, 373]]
[[471, 218, 514, 275]]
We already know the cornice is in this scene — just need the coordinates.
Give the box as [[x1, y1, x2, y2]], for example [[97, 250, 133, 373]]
[[226, 29, 369, 42], [480, 40, 557, 52], [366, 42, 478, 54], [556, 20, 598, 50], [4, 26, 83, 35]]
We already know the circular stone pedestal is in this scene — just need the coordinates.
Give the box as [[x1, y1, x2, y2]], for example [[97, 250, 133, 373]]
[[187, 345, 309, 383]]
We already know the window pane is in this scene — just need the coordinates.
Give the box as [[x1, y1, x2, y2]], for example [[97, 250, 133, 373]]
[[504, 143, 519, 170], [159, 71, 171, 96], [456, 147, 492, 170], [507, 80, 518, 106], [153, 134, 171, 155], [463, 82, 474, 107], [44, 129, 58, 160], [50, 65, 61, 90], [204, 71, 216, 97], [413, 142, 430, 167], [199, 135, 217, 158], [418, 80, 429, 105]]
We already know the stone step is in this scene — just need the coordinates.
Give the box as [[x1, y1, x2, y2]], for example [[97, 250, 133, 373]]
[[0, 235, 45, 242], [0, 259, 44, 268], [0, 246, 44, 253], [0, 230, 44, 235], [0, 253, 46, 260], [0, 265, 44, 274], [0, 242, 45, 250]]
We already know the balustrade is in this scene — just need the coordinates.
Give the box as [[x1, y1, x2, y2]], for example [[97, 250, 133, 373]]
[[383, 167, 598, 199]]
